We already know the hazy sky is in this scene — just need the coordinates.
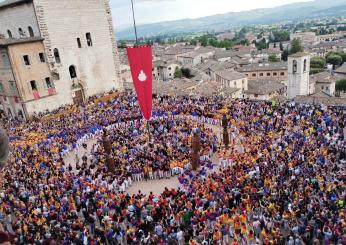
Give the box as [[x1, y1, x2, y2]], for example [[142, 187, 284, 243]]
[[111, 0, 312, 29]]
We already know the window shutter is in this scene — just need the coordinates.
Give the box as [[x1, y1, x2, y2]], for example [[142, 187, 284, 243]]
[[43, 80, 48, 89]]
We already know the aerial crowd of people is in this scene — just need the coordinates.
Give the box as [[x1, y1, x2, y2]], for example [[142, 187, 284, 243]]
[[0, 91, 345, 245]]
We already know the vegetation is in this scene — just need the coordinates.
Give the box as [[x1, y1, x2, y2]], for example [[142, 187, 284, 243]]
[[255, 38, 268, 50], [270, 31, 290, 42], [181, 68, 193, 78], [174, 67, 182, 79], [326, 51, 346, 64], [336, 79, 346, 92], [281, 50, 289, 61], [118, 41, 127, 49], [196, 34, 249, 49], [268, 54, 280, 63], [289, 38, 304, 55], [326, 55, 343, 69], [310, 56, 326, 74]]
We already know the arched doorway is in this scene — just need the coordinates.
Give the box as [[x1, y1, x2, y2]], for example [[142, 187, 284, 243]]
[[71, 82, 85, 105]]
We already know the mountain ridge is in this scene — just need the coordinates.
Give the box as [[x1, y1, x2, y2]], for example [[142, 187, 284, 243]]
[[116, 0, 346, 40]]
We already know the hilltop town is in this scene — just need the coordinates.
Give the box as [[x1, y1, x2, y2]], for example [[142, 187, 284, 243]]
[[119, 18, 346, 106]]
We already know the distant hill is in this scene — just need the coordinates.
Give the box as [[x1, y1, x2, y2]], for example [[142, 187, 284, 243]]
[[116, 0, 346, 40]]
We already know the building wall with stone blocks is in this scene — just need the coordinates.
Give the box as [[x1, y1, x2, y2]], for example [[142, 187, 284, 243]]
[[7, 41, 53, 101], [33, 0, 121, 100], [0, 2, 40, 39], [0, 48, 24, 118]]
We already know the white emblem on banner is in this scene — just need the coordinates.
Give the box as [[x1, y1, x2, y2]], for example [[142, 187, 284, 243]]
[[138, 70, 147, 82]]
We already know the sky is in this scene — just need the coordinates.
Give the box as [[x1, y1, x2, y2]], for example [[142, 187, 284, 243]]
[[111, 0, 312, 29]]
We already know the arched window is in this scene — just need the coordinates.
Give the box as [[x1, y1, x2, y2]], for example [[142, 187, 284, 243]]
[[28, 26, 34, 37], [53, 48, 61, 64], [18, 110, 24, 118], [7, 30, 12, 38], [293, 60, 297, 73], [303, 59, 307, 72], [30, 80, 37, 91], [69, 65, 77, 79], [18, 28, 24, 38]]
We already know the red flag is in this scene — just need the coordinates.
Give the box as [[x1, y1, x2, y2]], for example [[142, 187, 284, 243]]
[[126, 46, 152, 120]]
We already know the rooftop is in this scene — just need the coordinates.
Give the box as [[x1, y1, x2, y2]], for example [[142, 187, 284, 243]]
[[238, 61, 287, 72], [0, 37, 44, 47], [215, 70, 246, 81], [244, 80, 285, 95], [335, 63, 346, 74], [288, 52, 310, 58], [310, 71, 345, 84], [0, 0, 30, 10]]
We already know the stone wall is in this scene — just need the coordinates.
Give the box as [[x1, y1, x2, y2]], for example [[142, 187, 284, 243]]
[[0, 2, 40, 38], [33, 0, 121, 106]]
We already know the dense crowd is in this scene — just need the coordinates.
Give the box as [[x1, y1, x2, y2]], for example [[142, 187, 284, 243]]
[[0, 91, 345, 244]]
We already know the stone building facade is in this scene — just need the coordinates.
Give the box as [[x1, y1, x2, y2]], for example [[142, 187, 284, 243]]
[[0, 0, 121, 119]]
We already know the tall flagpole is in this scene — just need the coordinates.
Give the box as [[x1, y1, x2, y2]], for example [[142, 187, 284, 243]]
[[130, 0, 139, 44]]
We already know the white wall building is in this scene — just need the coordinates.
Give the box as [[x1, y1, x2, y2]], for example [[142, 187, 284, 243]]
[[287, 53, 311, 99], [0, 0, 121, 118]]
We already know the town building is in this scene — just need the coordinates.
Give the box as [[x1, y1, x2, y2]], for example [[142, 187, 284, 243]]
[[152, 60, 180, 81], [237, 62, 288, 82], [214, 70, 247, 98], [287, 53, 312, 99], [0, 0, 121, 119], [310, 71, 341, 96], [243, 80, 286, 100], [290, 32, 318, 46]]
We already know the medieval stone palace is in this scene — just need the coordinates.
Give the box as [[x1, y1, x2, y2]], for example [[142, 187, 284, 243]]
[[0, 0, 121, 119]]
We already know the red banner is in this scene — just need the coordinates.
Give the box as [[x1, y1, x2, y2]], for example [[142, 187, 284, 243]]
[[33, 90, 40, 100], [48, 87, 55, 96], [126, 46, 152, 120]]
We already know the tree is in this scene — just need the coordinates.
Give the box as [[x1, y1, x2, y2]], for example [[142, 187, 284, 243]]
[[326, 51, 346, 64], [268, 54, 280, 63], [256, 38, 267, 50], [181, 68, 193, 78], [310, 57, 326, 69], [271, 31, 290, 42], [281, 49, 289, 61], [336, 79, 346, 92], [289, 38, 303, 55], [326, 55, 342, 69], [174, 67, 182, 79], [118, 41, 126, 49], [279, 42, 284, 51], [189, 39, 197, 46]]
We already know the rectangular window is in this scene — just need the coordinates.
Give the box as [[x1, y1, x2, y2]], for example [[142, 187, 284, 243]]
[[267, 73, 271, 76], [45, 77, 53, 88], [259, 73, 263, 77], [77, 38, 82, 48], [0, 82, 3, 93], [86, 33, 93, 47], [39, 53, 45, 63], [168, 67, 172, 70], [273, 72, 277, 76], [23, 55, 30, 65], [30, 80, 37, 90], [252, 73, 256, 77], [280, 72, 285, 76]]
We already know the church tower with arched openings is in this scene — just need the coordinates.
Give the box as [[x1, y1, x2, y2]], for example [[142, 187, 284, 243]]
[[287, 53, 311, 99]]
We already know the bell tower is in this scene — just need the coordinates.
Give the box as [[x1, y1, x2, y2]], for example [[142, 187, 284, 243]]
[[287, 53, 310, 99]]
